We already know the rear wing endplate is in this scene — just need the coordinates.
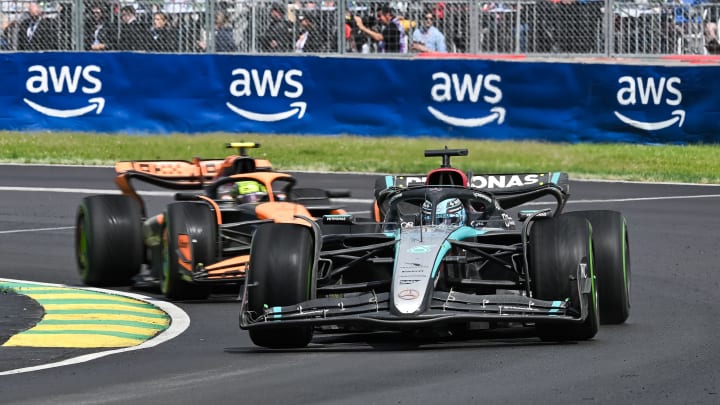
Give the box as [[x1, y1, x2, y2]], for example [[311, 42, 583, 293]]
[[379, 172, 569, 194]]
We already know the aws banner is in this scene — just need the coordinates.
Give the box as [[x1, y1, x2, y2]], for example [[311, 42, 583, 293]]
[[1, 52, 718, 143]]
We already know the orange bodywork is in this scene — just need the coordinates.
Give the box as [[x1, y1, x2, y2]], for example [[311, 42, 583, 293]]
[[114, 157, 272, 181], [202, 255, 249, 280], [114, 153, 322, 286], [176, 234, 192, 272], [255, 202, 313, 227]]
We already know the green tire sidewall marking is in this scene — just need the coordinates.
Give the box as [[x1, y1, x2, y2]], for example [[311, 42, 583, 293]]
[[589, 235, 598, 313], [161, 225, 170, 295], [622, 219, 630, 299]]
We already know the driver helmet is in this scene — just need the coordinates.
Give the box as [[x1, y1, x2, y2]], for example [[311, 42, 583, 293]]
[[422, 198, 466, 226], [232, 180, 268, 204]]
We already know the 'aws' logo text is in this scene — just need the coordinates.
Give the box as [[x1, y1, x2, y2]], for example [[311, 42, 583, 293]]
[[427, 72, 505, 127], [226, 68, 306, 122], [24, 65, 105, 118], [614, 76, 684, 131]]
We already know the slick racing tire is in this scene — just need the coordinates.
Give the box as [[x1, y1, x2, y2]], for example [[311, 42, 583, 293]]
[[529, 215, 599, 341], [161, 202, 215, 300], [564, 210, 630, 324], [75, 195, 143, 286], [246, 223, 314, 349]]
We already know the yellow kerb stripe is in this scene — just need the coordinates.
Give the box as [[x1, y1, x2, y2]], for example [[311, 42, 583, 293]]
[[42, 313, 170, 325], [3, 334, 145, 348], [42, 304, 165, 314], [29, 324, 161, 336], [23, 293, 148, 304]]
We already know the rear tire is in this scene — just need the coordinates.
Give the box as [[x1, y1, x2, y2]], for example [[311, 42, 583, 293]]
[[161, 202, 215, 300], [529, 215, 599, 341], [564, 210, 630, 324], [75, 195, 143, 286], [371, 176, 389, 221], [246, 223, 314, 348]]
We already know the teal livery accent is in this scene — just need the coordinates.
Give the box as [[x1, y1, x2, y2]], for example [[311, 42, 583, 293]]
[[271, 306, 282, 319], [549, 300, 563, 313], [430, 226, 477, 278], [550, 172, 561, 184], [385, 175, 394, 189], [448, 226, 480, 241], [432, 241, 451, 278]]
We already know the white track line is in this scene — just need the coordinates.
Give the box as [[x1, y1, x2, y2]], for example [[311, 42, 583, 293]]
[[0, 226, 74, 235], [0, 278, 190, 376], [2, 185, 720, 205], [0, 186, 171, 196], [0, 186, 370, 204]]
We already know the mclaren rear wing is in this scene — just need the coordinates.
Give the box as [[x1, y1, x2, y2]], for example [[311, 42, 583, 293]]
[[114, 142, 273, 190], [114, 158, 272, 216]]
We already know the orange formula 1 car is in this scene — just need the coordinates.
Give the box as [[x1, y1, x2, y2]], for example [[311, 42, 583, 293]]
[[75, 142, 349, 300]]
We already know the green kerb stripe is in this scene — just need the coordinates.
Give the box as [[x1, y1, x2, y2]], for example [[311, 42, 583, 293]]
[[34, 298, 155, 308], [8, 289, 106, 295], [40, 319, 167, 329], [45, 309, 168, 319], [0, 283, 76, 290], [20, 330, 156, 340]]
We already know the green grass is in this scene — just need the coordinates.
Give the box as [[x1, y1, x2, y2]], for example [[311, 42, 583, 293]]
[[1, 131, 719, 184]]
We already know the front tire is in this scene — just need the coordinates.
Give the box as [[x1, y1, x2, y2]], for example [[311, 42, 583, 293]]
[[564, 210, 630, 324], [75, 195, 143, 286], [246, 223, 314, 348], [161, 202, 215, 300], [529, 215, 599, 341]]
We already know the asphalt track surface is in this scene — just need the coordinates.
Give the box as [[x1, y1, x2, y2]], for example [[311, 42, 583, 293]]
[[1, 164, 719, 404]]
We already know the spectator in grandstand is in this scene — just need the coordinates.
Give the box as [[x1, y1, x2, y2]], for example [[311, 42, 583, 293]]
[[196, 10, 237, 52], [295, 13, 326, 52], [216, 11, 238, 52], [84, 4, 115, 51], [1, 19, 16, 50], [149, 12, 177, 52], [259, 3, 293, 52], [118, 5, 147, 51], [705, 11, 720, 54], [411, 11, 447, 52], [17, 2, 56, 51], [352, 4, 406, 53]]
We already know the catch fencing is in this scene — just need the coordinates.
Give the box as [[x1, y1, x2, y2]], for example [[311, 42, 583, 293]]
[[1, 0, 719, 56]]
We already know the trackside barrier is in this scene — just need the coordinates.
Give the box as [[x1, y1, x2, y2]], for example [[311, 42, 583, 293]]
[[3, 52, 720, 143]]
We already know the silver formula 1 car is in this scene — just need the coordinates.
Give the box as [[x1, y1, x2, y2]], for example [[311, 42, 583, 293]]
[[239, 147, 630, 348]]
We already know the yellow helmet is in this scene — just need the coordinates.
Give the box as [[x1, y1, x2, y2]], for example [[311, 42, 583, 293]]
[[232, 180, 268, 204]]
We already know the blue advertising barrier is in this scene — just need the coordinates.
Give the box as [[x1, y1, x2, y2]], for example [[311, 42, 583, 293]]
[[2, 52, 718, 143]]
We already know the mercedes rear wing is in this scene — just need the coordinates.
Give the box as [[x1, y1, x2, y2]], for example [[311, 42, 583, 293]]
[[377, 172, 570, 214], [379, 172, 568, 193]]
